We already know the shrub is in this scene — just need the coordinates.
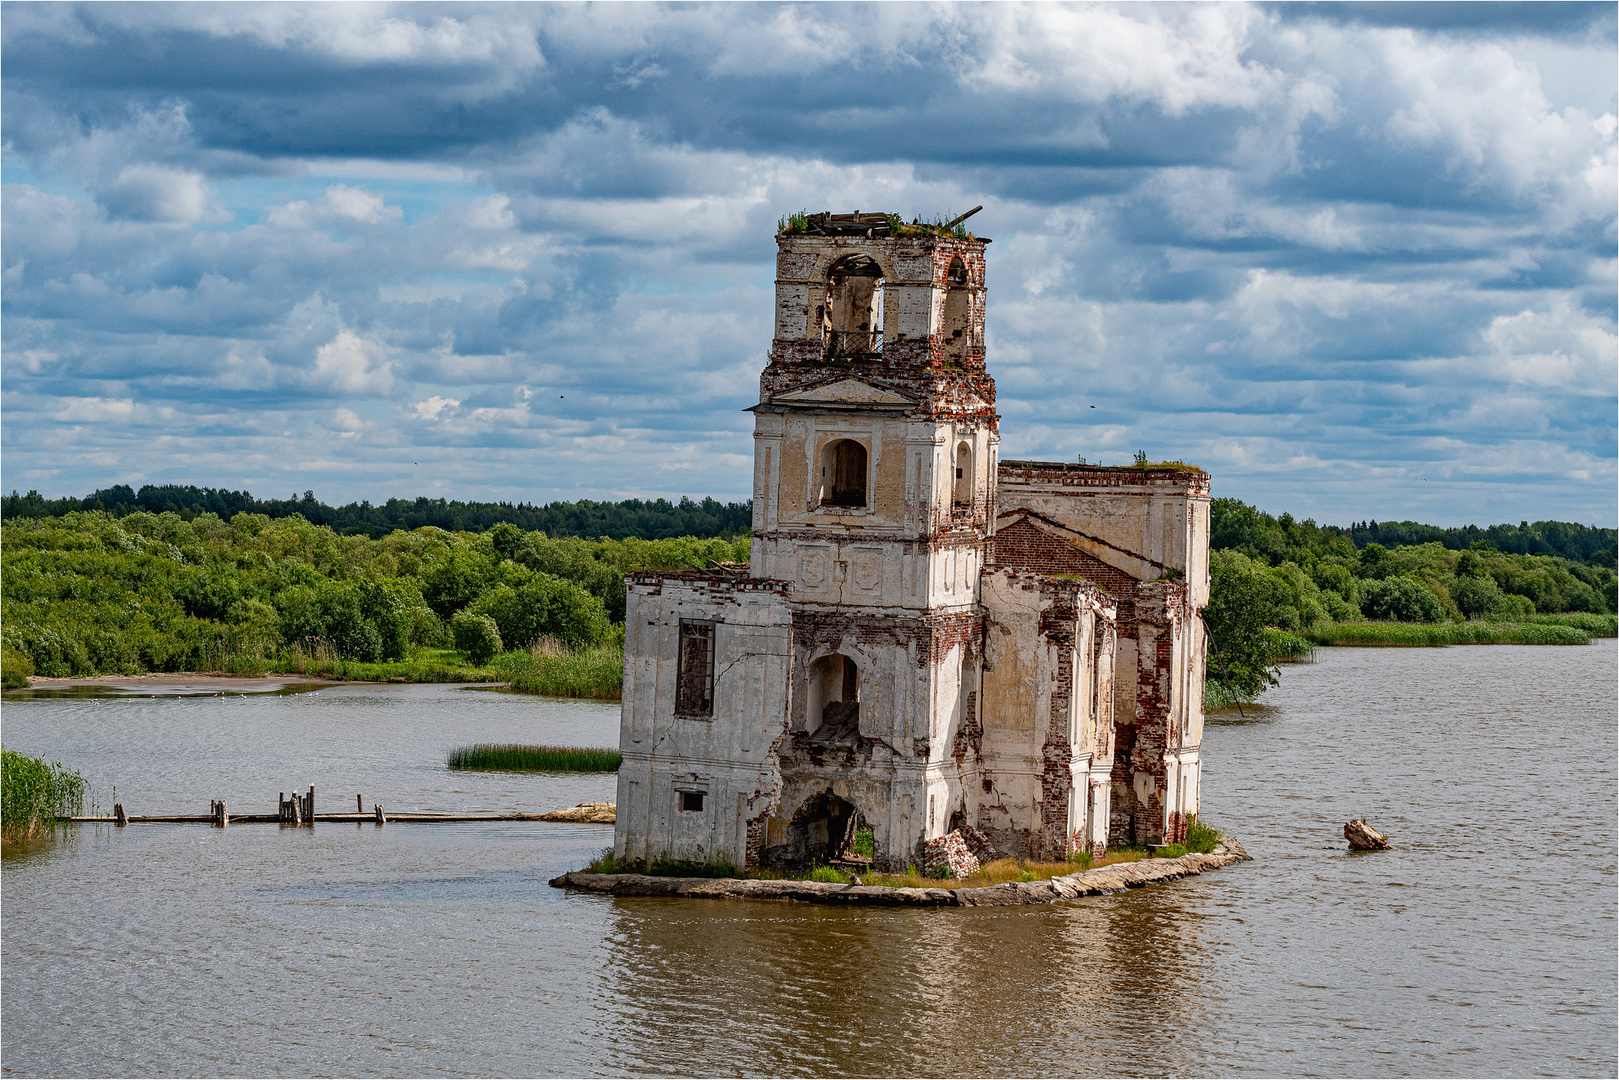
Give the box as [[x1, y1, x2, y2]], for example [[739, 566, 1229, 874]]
[[851, 826, 875, 858], [1155, 843, 1188, 858], [2, 646, 34, 689], [1359, 575, 1445, 622], [810, 864, 851, 884], [1185, 816, 1222, 854], [451, 611, 502, 664], [470, 574, 610, 649], [1452, 573, 1513, 618]]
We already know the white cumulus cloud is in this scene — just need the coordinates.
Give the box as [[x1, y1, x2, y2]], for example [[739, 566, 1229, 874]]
[[313, 331, 393, 395]]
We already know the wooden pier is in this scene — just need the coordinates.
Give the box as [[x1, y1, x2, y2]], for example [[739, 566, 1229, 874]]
[[60, 788, 613, 826]]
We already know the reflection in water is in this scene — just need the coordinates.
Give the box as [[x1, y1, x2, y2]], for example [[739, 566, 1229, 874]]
[[2, 647, 1615, 1077], [597, 891, 1210, 1078]]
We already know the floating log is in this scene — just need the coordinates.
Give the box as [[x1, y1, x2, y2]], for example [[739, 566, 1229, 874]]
[[1345, 819, 1390, 850]]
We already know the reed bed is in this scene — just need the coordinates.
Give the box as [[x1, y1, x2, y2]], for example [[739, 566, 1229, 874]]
[[1306, 620, 1591, 647], [1261, 628, 1318, 663], [2, 747, 87, 839], [1524, 612, 1617, 636], [494, 637, 624, 700], [446, 743, 623, 773]]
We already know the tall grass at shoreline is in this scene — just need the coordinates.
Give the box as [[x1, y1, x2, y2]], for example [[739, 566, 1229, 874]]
[[1305, 620, 1592, 647], [1524, 612, 1617, 636], [1261, 628, 1318, 663], [493, 637, 624, 700], [2, 747, 87, 839], [447, 743, 622, 773]]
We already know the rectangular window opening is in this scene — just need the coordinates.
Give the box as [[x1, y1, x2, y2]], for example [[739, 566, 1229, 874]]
[[679, 791, 706, 813], [676, 620, 716, 717]]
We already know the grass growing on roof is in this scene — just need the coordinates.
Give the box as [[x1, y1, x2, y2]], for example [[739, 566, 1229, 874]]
[[2, 747, 87, 840], [446, 743, 622, 773]]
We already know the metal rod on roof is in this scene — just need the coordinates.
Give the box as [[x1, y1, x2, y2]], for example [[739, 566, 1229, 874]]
[[941, 205, 984, 231]]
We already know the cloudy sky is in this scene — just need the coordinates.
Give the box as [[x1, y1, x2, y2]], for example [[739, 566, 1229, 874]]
[[3, 2, 1614, 525]]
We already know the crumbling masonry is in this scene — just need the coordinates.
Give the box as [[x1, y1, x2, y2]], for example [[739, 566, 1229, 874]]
[[614, 211, 1210, 871]]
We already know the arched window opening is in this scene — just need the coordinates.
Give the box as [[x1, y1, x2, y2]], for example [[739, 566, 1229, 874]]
[[953, 441, 973, 508], [943, 256, 972, 361], [820, 439, 868, 507], [806, 653, 860, 741], [823, 254, 884, 359]]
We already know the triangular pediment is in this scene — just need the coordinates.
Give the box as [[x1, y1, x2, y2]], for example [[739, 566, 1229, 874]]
[[994, 508, 1166, 583], [772, 377, 915, 407]]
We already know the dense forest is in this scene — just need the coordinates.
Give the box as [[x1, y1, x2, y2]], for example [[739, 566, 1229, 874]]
[[1, 485, 753, 540], [1, 488, 1613, 700]]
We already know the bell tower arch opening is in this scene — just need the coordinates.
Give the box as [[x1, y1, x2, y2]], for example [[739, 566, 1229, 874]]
[[942, 255, 972, 361], [954, 440, 974, 508], [823, 253, 885, 360]]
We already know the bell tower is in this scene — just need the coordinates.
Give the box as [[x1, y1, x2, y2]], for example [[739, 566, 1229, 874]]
[[747, 210, 1001, 863], [750, 210, 998, 590]]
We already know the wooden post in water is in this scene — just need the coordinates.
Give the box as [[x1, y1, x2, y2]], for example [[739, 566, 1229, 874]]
[[113, 803, 127, 826], [374, 804, 385, 826], [218, 799, 228, 827], [357, 794, 363, 813], [306, 785, 315, 825], [289, 790, 301, 825]]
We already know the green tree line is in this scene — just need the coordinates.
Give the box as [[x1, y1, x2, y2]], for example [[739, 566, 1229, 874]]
[[1, 510, 748, 680], [1, 485, 753, 540], [1202, 498, 1617, 704]]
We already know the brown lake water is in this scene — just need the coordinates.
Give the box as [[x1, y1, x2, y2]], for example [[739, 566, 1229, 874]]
[[2, 644, 1615, 1078]]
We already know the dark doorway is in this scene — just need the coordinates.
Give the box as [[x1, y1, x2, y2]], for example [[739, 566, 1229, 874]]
[[766, 790, 860, 868]]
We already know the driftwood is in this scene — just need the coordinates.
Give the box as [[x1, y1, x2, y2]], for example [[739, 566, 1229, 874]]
[[1344, 819, 1390, 850], [539, 802, 616, 824]]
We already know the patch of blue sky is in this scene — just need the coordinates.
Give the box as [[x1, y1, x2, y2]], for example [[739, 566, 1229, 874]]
[[210, 173, 492, 228], [0, 163, 80, 198]]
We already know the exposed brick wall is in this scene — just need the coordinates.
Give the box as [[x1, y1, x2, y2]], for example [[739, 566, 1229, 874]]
[[989, 517, 1140, 613]]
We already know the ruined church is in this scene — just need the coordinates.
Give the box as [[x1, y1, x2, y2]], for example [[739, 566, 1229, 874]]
[[614, 211, 1210, 872]]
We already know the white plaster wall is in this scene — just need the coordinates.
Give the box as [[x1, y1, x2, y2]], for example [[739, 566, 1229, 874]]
[[977, 571, 1057, 840], [615, 581, 793, 866]]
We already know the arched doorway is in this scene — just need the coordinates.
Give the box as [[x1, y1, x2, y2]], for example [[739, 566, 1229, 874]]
[[775, 789, 861, 868]]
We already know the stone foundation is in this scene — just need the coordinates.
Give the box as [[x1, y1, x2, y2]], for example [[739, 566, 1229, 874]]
[[551, 839, 1250, 907]]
